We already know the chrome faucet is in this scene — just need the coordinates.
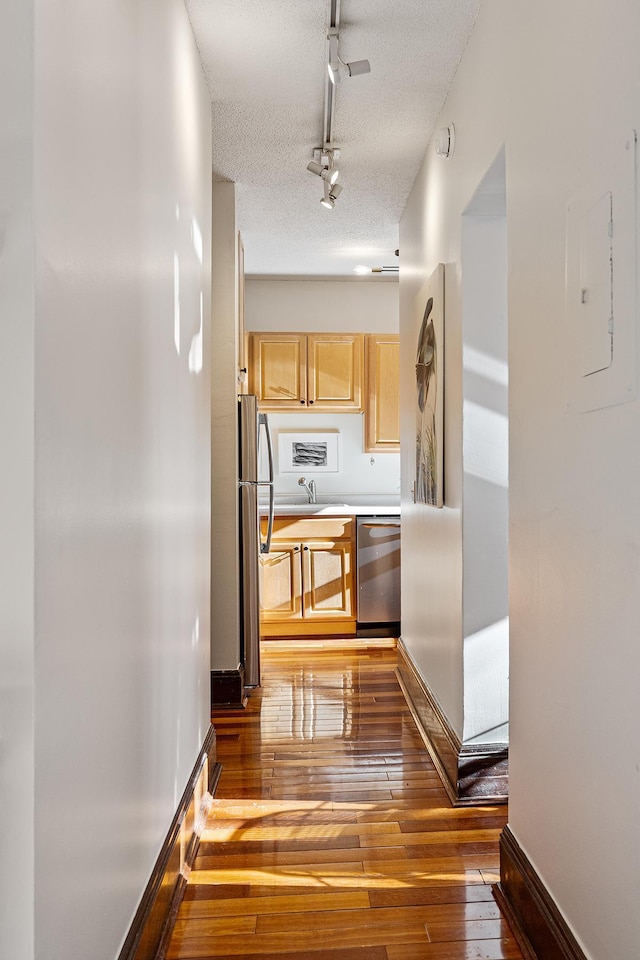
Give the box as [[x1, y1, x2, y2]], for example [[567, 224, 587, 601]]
[[298, 477, 317, 504]]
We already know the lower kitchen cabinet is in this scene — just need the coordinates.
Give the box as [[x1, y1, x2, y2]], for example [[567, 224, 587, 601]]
[[259, 517, 355, 637]]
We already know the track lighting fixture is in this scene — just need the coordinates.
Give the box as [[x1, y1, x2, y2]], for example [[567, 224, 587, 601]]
[[307, 147, 341, 207], [320, 182, 343, 210], [306, 7, 370, 212], [307, 147, 340, 187], [327, 28, 370, 85]]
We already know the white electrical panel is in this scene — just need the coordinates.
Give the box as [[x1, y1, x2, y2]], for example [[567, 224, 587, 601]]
[[566, 131, 637, 413], [577, 191, 613, 377]]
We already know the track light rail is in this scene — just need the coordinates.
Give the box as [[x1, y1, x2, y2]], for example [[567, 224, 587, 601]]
[[309, 0, 371, 210]]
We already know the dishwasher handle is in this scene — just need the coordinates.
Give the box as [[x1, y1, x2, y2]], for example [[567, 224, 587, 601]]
[[359, 521, 401, 528]]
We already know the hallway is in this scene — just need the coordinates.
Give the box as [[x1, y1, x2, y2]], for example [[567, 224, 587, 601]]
[[167, 644, 522, 959]]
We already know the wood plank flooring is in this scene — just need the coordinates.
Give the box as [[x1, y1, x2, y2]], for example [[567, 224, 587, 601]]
[[166, 643, 521, 960]]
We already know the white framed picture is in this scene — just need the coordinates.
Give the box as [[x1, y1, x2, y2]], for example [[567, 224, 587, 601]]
[[278, 432, 340, 473]]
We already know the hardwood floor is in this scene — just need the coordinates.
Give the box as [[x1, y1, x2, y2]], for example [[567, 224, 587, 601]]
[[166, 643, 521, 960]]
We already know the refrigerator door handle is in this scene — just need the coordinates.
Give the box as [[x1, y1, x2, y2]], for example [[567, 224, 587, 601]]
[[259, 413, 275, 555]]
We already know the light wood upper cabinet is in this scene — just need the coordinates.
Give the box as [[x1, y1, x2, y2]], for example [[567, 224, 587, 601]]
[[306, 334, 363, 409], [250, 334, 307, 408], [365, 333, 400, 452], [249, 333, 363, 411]]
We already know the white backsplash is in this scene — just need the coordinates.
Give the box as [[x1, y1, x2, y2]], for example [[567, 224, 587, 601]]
[[261, 411, 400, 501]]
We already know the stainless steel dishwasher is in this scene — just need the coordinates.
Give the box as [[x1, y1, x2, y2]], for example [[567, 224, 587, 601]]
[[356, 516, 401, 630]]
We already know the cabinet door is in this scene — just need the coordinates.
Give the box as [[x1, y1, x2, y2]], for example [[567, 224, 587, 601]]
[[307, 334, 363, 410], [365, 334, 400, 451], [301, 541, 354, 620], [250, 334, 307, 408], [259, 543, 302, 621]]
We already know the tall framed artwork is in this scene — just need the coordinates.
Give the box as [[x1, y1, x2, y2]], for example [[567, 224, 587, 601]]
[[415, 263, 445, 507]]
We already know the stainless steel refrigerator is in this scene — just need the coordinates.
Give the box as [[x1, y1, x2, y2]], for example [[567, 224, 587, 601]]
[[238, 395, 274, 687]]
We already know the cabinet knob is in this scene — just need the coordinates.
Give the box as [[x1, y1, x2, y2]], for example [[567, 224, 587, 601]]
[[308, 400, 314, 404], [303, 546, 309, 551], [300, 400, 305, 405]]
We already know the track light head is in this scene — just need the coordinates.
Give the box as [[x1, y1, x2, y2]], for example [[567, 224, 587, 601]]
[[328, 58, 371, 85], [320, 182, 343, 210], [346, 59, 371, 78], [307, 159, 339, 185], [326, 29, 371, 85]]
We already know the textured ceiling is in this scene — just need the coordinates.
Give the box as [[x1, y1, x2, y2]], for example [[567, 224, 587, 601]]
[[185, 0, 481, 276]]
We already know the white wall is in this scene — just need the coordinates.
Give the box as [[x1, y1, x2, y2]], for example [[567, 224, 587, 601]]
[[246, 278, 399, 333], [400, 1, 640, 957], [0, 1, 35, 955], [1, 3, 212, 959], [265, 412, 401, 500], [461, 169, 509, 744], [247, 279, 401, 497], [400, 195, 465, 737]]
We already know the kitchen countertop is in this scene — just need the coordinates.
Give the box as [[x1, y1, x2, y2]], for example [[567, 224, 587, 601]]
[[259, 498, 401, 517]]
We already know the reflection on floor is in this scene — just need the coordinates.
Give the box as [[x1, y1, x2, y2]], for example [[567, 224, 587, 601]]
[[166, 642, 522, 960]]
